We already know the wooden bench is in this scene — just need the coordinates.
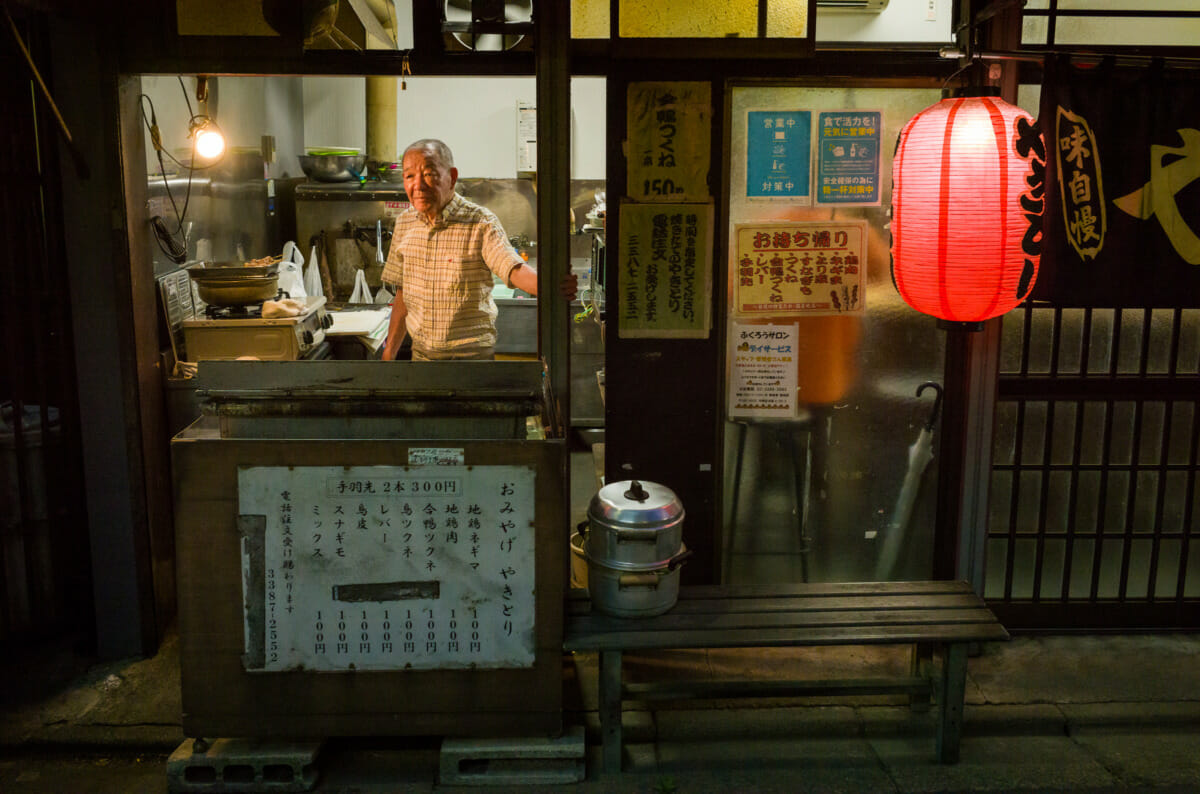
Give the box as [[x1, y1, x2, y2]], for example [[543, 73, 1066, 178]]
[[563, 580, 1008, 773]]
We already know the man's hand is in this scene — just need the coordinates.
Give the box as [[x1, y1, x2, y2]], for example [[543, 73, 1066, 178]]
[[559, 271, 579, 301], [381, 289, 408, 360], [509, 264, 579, 301]]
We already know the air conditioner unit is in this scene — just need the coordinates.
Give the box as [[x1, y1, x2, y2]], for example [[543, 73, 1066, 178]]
[[817, 0, 890, 11], [442, 0, 533, 51]]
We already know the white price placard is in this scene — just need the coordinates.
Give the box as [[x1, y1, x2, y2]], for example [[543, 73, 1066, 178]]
[[238, 464, 537, 672]]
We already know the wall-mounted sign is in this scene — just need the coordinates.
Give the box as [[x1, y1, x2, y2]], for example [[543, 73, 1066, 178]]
[[237, 464, 537, 673], [816, 110, 882, 206], [734, 221, 868, 316], [1036, 57, 1200, 307], [746, 110, 812, 202], [516, 101, 537, 177], [627, 82, 711, 202], [728, 322, 798, 419], [618, 201, 713, 338]]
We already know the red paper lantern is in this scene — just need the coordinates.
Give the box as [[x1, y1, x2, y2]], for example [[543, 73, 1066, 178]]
[[891, 89, 1045, 325]]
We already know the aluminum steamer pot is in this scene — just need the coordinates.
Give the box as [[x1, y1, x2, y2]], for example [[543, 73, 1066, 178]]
[[585, 479, 684, 568], [586, 544, 690, 618]]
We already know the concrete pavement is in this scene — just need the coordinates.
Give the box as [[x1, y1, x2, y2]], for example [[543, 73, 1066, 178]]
[[2, 631, 1199, 792]]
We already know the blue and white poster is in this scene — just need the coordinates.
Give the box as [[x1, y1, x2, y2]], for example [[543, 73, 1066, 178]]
[[816, 111, 882, 206], [747, 110, 812, 202]]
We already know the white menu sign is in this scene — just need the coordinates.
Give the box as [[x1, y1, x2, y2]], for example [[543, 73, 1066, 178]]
[[238, 464, 537, 672]]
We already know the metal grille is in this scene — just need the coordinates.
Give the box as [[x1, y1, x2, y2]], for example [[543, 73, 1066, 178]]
[[988, 304, 1200, 630], [0, 13, 90, 643]]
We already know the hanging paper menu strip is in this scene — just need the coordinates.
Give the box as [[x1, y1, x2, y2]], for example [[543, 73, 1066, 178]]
[[617, 201, 713, 339], [627, 82, 711, 203]]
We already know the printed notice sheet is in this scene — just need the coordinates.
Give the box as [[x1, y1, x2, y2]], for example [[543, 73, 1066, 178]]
[[238, 464, 536, 673], [728, 323, 798, 418]]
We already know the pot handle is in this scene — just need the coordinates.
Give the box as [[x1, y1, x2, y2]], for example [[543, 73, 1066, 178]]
[[666, 547, 693, 572], [614, 526, 662, 544], [575, 519, 589, 540], [617, 572, 662, 590]]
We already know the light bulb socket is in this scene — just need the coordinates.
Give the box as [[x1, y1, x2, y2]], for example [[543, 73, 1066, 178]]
[[188, 115, 226, 160], [947, 86, 1001, 100]]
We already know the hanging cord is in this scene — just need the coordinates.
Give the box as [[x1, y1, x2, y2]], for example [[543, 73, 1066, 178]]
[[141, 94, 189, 263], [139, 78, 225, 264], [940, 56, 980, 95]]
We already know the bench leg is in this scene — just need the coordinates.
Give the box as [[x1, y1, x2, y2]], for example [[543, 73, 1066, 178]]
[[599, 650, 623, 773], [936, 643, 968, 764], [909, 642, 934, 712]]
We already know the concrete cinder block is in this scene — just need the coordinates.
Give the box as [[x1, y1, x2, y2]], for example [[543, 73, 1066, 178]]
[[438, 725, 586, 786], [166, 738, 321, 792]]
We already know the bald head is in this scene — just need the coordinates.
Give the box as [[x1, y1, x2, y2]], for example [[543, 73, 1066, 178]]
[[402, 139, 455, 169], [402, 139, 459, 221]]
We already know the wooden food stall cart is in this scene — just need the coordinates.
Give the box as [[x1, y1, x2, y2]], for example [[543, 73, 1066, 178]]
[[170, 360, 565, 740]]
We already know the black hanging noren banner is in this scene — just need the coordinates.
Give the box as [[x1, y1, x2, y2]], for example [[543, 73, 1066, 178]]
[[1035, 55, 1200, 308]]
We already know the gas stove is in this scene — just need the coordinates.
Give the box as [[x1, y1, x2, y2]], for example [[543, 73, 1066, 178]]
[[182, 296, 332, 361]]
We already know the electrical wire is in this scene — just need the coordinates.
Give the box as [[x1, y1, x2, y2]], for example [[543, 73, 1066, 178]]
[[941, 57, 979, 94], [140, 94, 190, 263], [138, 78, 227, 264]]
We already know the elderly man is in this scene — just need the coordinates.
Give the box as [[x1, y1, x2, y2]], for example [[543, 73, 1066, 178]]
[[380, 138, 575, 361]]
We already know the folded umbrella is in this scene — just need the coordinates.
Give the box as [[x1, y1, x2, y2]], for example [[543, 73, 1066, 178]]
[[875, 381, 942, 581]]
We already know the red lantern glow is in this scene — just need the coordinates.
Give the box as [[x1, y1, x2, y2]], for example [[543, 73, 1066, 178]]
[[891, 91, 1045, 324]]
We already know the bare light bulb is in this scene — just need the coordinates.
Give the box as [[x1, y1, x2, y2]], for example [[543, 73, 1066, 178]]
[[195, 126, 225, 160]]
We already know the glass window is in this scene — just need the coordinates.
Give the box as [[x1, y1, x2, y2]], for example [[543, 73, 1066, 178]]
[[1022, 1, 1200, 48], [723, 84, 948, 585]]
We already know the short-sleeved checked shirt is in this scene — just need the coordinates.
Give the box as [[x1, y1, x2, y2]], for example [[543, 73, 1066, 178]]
[[381, 194, 523, 358]]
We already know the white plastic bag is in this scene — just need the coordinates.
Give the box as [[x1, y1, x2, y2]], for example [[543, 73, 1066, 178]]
[[303, 244, 324, 297], [279, 261, 306, 299], [278, 240, 307, 299], [374, 282, 393, 305], [349, 269, 372, 303]]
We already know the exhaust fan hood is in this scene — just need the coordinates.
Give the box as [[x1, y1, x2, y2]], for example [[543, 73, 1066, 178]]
[[442, 0, 533, 51]]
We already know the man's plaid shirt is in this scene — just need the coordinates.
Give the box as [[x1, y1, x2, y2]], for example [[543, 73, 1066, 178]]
[[382, 194, 522, 357]]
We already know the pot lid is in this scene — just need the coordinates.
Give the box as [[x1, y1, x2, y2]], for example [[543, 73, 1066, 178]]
[[588, 479, 684, 527]]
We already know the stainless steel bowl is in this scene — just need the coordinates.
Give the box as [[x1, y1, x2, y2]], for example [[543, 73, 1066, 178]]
[[299, 154, 367, 183]]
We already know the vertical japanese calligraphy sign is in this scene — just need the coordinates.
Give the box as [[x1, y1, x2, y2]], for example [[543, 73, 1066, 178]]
[[816, 110, 882, 206], [727, 322, 799, 419], [733, 221, 868, 316], [627, 82, 711, 202], [1037, 55, 1200, 307], [617, 201, 713, 338], [746, 110, 812, 202]]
